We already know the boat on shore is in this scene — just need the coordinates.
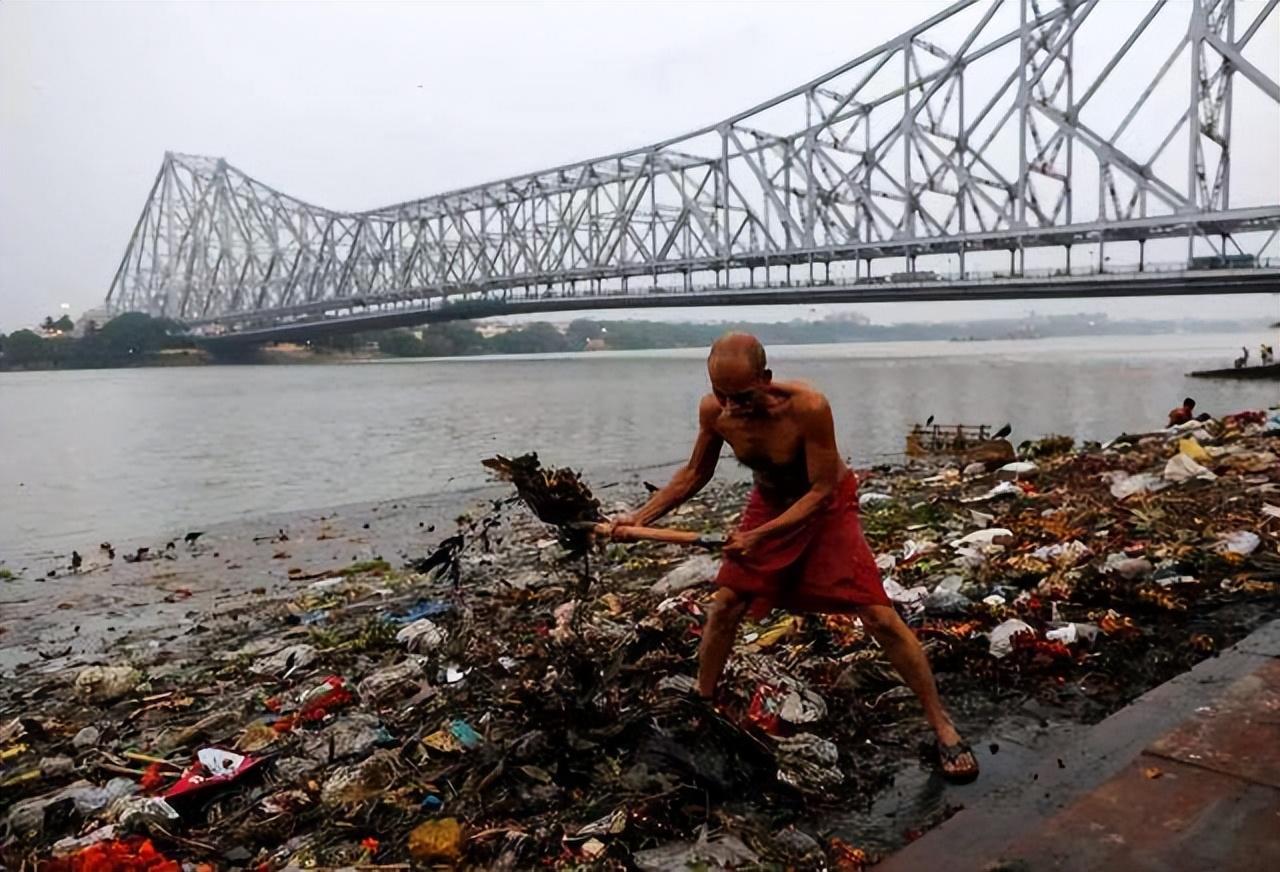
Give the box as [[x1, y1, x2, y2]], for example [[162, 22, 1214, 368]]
[[1188, 362, 1280, 380], [905, 423, 1015, 464]]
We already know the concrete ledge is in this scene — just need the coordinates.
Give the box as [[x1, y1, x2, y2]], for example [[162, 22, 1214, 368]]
[[875, 620, 1280, 871]]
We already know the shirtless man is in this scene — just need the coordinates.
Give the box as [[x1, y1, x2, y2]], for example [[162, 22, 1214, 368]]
[[612, 333, 979, 782], [1167, 397, 1196, 427]]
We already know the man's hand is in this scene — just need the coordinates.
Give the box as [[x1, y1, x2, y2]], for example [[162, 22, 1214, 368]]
[[606, 511, 642, 540], [723, 528, 765, 560]]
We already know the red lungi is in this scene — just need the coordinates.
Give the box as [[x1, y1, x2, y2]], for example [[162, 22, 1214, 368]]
[[715, 472, 890, 618]]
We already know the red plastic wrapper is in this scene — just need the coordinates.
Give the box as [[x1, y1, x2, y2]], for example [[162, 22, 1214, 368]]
[[40, 837, 179, 872], [297, 675, 354, 721], [745, 683, 787, 735], [163, 747, 264, 801], [264, 675, 353, 731]]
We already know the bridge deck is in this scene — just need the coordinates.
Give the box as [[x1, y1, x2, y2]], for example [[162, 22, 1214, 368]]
[[198, 267, 1280, 345]]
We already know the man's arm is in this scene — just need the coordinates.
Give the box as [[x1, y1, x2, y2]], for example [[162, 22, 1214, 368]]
[[727, 395, 841, 551], [615, 395, 724, 528]]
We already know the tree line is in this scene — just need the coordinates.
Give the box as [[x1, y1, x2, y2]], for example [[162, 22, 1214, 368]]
[[0, 313, 192, 370]]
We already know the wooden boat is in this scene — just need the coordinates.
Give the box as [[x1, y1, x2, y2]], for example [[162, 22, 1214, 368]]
[[1188, 362, 1280, 380], [906, 423, 1014, 463]]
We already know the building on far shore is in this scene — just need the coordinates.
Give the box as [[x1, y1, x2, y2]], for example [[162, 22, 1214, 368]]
[[74, 307, 110, 337]]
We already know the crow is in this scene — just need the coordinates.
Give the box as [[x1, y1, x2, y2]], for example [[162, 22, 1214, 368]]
[[69, 551, 82, 571], [183, 531, 205, 545], [993, 423, 1012, 440], [99, 542, 112, 551], [925, 414, 935, 427]]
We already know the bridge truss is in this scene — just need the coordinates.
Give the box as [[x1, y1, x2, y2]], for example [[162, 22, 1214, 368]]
[[106, 0, 1280, 331]]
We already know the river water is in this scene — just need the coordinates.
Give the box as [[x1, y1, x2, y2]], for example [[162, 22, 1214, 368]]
[[1, 331, 1275, 562]]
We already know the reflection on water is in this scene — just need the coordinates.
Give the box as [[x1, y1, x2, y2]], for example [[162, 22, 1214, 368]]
[[1, 331, 1274, 559]]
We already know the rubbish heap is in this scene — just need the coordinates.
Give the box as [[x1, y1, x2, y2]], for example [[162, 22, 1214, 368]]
[[2, 408, 1278, 869]]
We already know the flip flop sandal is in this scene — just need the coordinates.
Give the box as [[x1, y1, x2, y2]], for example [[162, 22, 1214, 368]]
[[937, 739, 980, 784]]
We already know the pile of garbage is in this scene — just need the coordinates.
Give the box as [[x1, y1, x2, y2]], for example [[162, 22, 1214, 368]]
[[2, 408, 1278, 869]]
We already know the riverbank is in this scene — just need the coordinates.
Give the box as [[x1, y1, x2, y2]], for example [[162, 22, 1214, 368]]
[[2, 411, 1277, 867], [6, 332, 1280, 562]]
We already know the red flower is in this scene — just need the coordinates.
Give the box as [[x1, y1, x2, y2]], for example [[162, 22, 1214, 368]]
[[139, 762, 168, 791]]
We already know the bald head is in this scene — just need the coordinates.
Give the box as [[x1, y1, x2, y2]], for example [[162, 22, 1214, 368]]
[[709, 332, 767, 377], [708, 333, 772, 413]]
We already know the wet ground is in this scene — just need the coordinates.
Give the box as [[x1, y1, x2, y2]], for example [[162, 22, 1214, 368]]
[[2, 413, 1278, 868]]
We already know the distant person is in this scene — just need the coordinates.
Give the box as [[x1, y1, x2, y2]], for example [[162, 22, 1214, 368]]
[[1241, 346, 1250, 367], [1261, 344, 1274, 365], [1168, 397, 1196, 427]]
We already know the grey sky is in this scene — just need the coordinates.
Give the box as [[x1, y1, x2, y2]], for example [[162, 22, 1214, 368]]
[[2, 0, 1277, 331]]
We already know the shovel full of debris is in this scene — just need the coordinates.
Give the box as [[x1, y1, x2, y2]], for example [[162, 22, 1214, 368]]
[[482, 453, 724, 551]]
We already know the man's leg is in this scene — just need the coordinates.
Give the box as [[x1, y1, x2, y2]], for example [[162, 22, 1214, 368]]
[[696, 587, 749, 699], [858, 603, 978, 779]]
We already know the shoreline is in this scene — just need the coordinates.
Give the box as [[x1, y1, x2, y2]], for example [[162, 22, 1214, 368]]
[[3, 324, 1273, 375], [0, 480, 528, 676]]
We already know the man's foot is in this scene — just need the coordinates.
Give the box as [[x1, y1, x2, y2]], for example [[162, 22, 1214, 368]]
[[935, 732, 980, 783]]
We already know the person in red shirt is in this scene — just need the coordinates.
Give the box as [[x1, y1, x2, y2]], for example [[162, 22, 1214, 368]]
[[1168, 397, 1196, 427]]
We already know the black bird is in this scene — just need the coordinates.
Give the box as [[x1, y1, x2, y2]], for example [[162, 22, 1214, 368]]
[[993, 423, 1012, 440], [106, 547, 115, 560], [925, 414, 935, 427], [99, 542, 112, 551], [69, 551, 82, 570], [165, 541, 176, 551], [123, 546, 150, 564], [644, 481, 660, 493], [183, 531, 205, 545]]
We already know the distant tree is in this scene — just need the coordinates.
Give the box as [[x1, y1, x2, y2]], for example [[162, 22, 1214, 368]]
[[0, 332, 6, 353], [54, 315, 75, 332], [3, 329, 50, 365], [565, 319, 604, 349], [490, 322, 570, 354], [41, 316, 57, 332], [84, 320, 99, 337], [376, 330, 425, 357], [429, 321, 487, 355], [96, 312, 178, 355]]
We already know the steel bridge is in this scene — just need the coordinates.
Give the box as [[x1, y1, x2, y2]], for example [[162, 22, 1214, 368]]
[[106, 0, 1280, 341]]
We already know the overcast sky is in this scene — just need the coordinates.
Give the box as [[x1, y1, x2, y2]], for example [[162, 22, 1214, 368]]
[[2, 0, 1277, 331]]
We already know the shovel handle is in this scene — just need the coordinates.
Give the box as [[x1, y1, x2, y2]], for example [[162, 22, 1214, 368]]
[[589, 522, 721, 547]]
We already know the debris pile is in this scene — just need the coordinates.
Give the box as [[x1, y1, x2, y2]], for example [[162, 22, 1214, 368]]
[[3, 410, 1278, 868]]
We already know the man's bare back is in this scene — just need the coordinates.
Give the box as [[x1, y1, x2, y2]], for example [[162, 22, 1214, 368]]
[[701, 380, 849, 504]]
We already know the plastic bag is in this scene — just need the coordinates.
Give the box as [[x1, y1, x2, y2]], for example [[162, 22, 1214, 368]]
[[988, 619, 1035, 658]]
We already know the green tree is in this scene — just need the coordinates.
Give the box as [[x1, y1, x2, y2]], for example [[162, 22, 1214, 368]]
[[41, 316, 56, 332], [54, 315, 75, 332], [376, 330, 425, 357], [96, 312, 180, 355], [565, 319, 604, 349], [490, 322, 570, 354], [3, 329, 51, 365], [428, 321, 487, 355]]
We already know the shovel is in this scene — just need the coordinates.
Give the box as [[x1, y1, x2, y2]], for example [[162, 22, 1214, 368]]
[[569, 521, 725, 550]]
